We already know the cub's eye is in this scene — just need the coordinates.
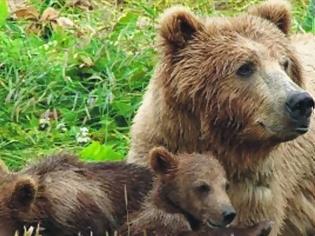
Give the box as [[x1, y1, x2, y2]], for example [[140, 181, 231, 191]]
[[225, 182, 230, 191], [236, 62, 255, 78], [195, 183, 211, 194]]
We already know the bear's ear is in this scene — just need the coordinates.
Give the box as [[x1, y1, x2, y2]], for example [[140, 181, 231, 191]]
[[150, 147, 178, 175], [10, 177, 37, 209], [248, 0, 291, 35], [158, 6, 204, 52]]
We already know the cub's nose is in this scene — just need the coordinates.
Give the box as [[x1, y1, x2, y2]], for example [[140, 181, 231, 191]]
[[285, 92, 314, 122], [222, 207, 236, 226]]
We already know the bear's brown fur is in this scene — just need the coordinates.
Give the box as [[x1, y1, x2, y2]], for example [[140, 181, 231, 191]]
[[0, 154, 153, 236], [127, 1, 315, 235]]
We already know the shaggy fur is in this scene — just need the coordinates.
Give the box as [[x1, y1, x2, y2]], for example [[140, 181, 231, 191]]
[[0, 154, 152, 236], [127, 1, 315, 235], [0, 151, 271, 236], [121, 147, 272, 236]]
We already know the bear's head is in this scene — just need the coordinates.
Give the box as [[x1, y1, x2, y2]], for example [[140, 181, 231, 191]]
[[0, 165, 38, 236], [157, 0, 314, 151], [149, 147, 235, 230]]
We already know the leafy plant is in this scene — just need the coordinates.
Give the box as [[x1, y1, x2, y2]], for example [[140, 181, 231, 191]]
[[0, 0, 311, 169], [0, 0, 8, 27], [80, 141, 123, 161]]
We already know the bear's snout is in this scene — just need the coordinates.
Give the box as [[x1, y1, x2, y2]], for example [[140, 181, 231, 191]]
[[222, 206, 236, 226], [285, 91, 314, 132]]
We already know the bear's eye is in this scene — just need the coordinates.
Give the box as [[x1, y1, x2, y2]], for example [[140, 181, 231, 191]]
[[236, 62, 255, 78], [195, 183, 211, 194], [281, 59, 290, 71]]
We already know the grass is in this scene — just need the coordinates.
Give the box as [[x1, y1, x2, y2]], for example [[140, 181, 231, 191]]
[[0, 0, 313, 170]]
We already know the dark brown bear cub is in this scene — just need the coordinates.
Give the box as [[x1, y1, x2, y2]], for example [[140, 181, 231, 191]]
[[0, 154, 152, 236], [121, 147, 272, 236]]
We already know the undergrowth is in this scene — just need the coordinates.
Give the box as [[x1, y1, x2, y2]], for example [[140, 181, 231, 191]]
[[0, 0, 313, 170]]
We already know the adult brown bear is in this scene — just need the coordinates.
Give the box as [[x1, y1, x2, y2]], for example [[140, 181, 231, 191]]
[[127, 1, 315, 235]]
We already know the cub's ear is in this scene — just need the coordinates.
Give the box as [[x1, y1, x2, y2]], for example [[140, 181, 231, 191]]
[[10, 177, 37, 209], [150, 147, 178, 175], [158, 6, 204, 52], [248, 0, 291, 35]]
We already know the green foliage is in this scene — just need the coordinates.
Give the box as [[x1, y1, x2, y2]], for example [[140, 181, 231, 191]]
[[303, 0, 315, 32], [0, 0, 312, 169], [80, 141, 123, 161], [0, 0, 9, 27]]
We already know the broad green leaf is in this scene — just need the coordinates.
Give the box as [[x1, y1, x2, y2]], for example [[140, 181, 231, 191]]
[[112, 100, 133, 117], [80, 141, 123, 161]]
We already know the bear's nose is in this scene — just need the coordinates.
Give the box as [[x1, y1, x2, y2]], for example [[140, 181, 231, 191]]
[[285, 92, 314, 122], [222, 207, 236, 226]]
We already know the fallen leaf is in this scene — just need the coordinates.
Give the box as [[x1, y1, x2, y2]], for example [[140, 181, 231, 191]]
[[67, 0, 93, 10], [79, 55, 93, 68], [11, 6, 39, 20], [136, 16, 150, 29], [9, 4, 75, 36], [56, 16, 74, 28], [26, 22, 41, 34], [7, 0, 25, 14], [41, 109, 59, 121], [40, 7, 59, 22]]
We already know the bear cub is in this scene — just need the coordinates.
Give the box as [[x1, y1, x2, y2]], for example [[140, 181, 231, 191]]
[[0, 154, 153, 236], [120, 147, 273, 236]]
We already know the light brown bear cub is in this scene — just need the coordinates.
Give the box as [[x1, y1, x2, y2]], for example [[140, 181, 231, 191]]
[[121, 147, 272, 236]]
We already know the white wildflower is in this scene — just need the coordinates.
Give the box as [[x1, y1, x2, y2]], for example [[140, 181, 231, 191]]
[[56, 122, 67, 132], [39, 117, 50, 130], [136, 16, 150, 29], [76, 127, 91, 144]]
